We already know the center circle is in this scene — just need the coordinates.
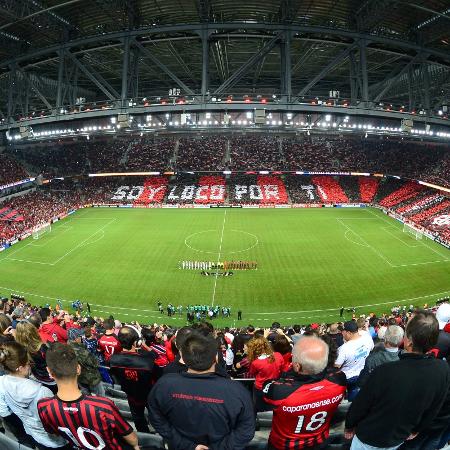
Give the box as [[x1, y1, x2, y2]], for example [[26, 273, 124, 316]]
[[184, 229, 259, 254]]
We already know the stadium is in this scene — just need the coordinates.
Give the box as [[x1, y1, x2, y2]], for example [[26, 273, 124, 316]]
[[0, 1, 449, 449]]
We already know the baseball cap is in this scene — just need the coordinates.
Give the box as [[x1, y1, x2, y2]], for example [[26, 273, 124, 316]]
[[436, 303, 450, 330], [68, 328, 85, 341], [343, 320, 358, 333], [310, 323, 319, 330]]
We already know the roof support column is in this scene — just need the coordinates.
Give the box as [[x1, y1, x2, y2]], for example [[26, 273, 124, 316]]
[[7, 64, 16, 124], [281, 31, 292, 101], [422, 61, 430, 114], [56, 50, 65, 111], [359, 39, 369, 106], [201, 29, 210, 100], [121, 36, 130, 107]]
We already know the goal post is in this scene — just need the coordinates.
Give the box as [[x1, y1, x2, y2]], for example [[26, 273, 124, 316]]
[[32, 223, 52, 240], [402, 222, 423, 240]]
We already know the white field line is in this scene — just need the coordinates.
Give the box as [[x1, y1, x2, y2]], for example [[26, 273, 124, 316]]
[[381, 226, 421, 248], [0, 285, 447, 318], [211, 209, 227, 306], [337, 218, 395, 267], [343, 229, 369, 247], [50, 218, 116, 266], [29, 226, 73, 248], [366, 208, 449, 261]]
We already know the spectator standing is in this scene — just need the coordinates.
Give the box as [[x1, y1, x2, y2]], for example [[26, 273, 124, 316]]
[[39, 308, 68, 344], [0, 341, 69, 450], [37, 343, 139, 450], [335, 321, 372, 398], [97, 318, 122, 363], [327, 323, 344, 348], [162, 326, 192, 375], [264, 337, 346, 449], [345, 310, 450, 450], [247, 336, 284, 412], [67, 328, 104, 396], [433, 303, 450, 359], [290, 324, 302, 344], [14, 320, 57, 393], [148, 332, 255, 450], [110, 326, 161, 433], [357, 325, 404, 388]]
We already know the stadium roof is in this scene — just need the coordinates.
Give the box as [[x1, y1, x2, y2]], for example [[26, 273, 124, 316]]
[[0, 0, 449, 125]]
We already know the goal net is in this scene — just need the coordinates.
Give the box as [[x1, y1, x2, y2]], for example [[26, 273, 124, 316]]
[[32, 223, 52, 240], [402, 222, 423, 240]]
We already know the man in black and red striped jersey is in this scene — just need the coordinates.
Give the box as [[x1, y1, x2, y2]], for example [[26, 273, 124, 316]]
[[110, 325, 162, 433], [97, 318, 122, 364], [37, 343, 139, 450], [263, 336, 346, 449]]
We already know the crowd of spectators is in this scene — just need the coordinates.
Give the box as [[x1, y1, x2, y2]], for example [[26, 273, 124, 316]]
[[5, 136, 450, 190], [125, 138, 174, 172], [0, 153, 29, 187], [0, 295, 447, 449], [177, 136, 226, 171], [229, 136, 284, 171]]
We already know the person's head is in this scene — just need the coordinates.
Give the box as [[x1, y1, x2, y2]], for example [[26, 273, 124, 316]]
[[404, 310, 439, 354], [272, 334, 292, 355], [46, 343, 80, 381], [175, 326, 193, 351], [180, 332, 217, 372], [247, 336, 274, 363], [118, 326, 141, 350], [39, 308, 51, 323], [0, 314, 11, 334], [0, 341, 29, 377], [15, 320, 43, 354], [292, 336, 328, 375], [328, 323, 340, 334], [342, 320, 359, 341], [247, 325, 255, 334], [271, 322, 281, 330], [103, 318, 114, 331], [384, 325, 404, 349], [436, 303, 450, 330], [28, 313, 42, 329], [293, 324, 301, 334], [356, 317, 367, 330]]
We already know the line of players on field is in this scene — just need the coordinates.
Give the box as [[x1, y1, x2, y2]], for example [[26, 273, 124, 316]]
[[179, 260, 257, 270], [157, 301, 232, 320]]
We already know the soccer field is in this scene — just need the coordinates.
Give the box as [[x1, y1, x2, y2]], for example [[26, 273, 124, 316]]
[[0, 207, 448, 326]]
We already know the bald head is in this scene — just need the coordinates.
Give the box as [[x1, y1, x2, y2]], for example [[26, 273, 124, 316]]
[[292, 336, 329, 375]]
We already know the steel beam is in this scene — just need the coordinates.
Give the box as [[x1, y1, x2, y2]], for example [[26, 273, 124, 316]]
[[3, 23, 449, 71], [66, 52, 119, 101], [422, 61, 431, 113], [359, 40, 369, 105], [281, 32, 292, 100], [56, 50, 65, 109], [121, 37, 131, 106], [213, 33, 283, 95], [2, 101, 450, 132], [132, 40, 195, 96], [201, 29, 210, 99], [19, 70, 53, 110], [296, 42, 358, 98], [373, 54, 423, 103]]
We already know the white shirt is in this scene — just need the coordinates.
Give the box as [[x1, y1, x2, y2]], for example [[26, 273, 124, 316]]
[[336, 336, 372, 379], [358, 329, 375, 352]]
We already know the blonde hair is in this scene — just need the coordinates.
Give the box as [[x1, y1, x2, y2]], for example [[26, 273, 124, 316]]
[[247, 337, 274, 363], [15, 321, 43, 355], [0, 342, 28, 373]]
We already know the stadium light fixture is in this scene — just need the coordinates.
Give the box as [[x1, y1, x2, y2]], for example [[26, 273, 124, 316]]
[[325, 114, 331, 122]]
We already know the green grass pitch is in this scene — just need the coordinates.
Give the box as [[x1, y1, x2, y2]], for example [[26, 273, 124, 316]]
[[0, 207, 448, 326]]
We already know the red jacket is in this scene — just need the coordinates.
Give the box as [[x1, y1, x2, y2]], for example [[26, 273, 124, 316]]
[[39, 321, 68, 343], [249, 352, 284, 390]]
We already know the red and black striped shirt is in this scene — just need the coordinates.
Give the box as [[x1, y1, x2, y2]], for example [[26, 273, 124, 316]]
[[37, 394, 133, 450], [264, 371, 346, 449]]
